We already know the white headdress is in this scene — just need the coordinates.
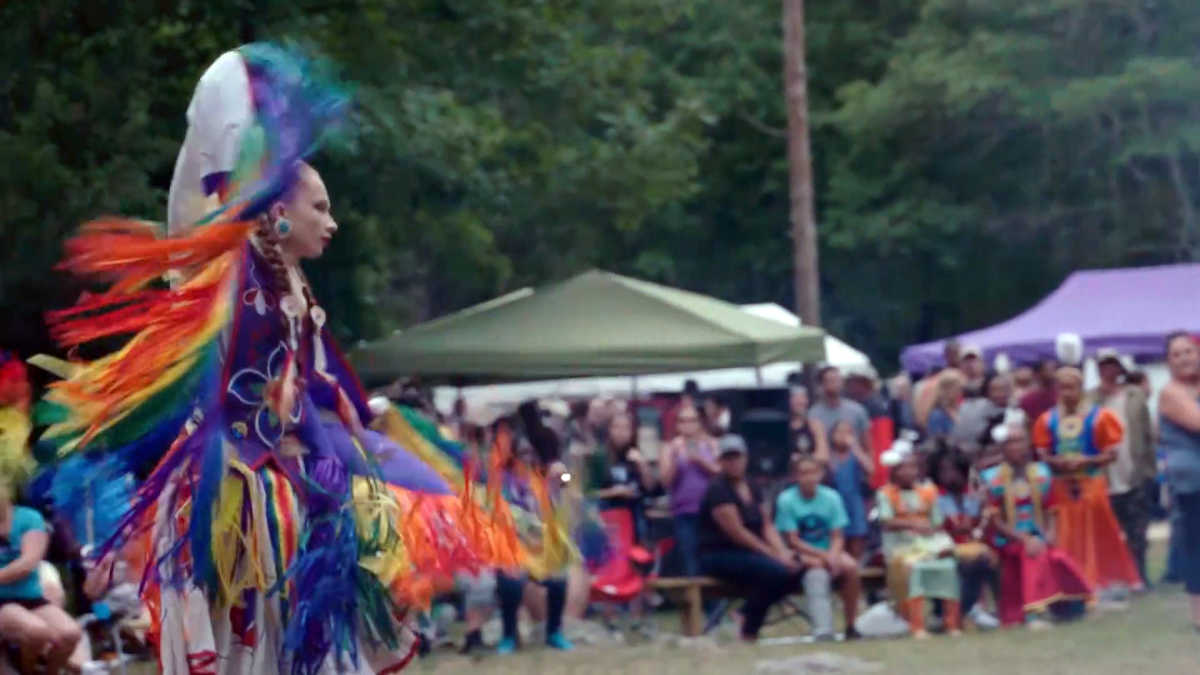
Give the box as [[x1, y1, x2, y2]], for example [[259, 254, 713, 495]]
[[167, 50, 254, 235]]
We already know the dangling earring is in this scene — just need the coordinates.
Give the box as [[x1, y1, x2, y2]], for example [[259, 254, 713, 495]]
[[275, 218, 292, 238]]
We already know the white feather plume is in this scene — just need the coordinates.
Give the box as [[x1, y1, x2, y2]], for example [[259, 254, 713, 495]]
[[1055, 333, 1084, 367]]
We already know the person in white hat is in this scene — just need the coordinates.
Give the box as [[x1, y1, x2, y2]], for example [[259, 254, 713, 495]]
[[1089, 348, 1155, 586]]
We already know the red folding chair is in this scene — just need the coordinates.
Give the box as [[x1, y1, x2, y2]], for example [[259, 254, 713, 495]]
[[590, 508, 648, 605]]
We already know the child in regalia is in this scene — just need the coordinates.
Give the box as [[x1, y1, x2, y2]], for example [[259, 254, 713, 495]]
[[983, 421, 1093, 627], [876, 447, 961, 639], [34, 45, 515, 675]]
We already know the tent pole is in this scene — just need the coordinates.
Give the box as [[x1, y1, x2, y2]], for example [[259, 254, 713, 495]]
[[632, 375, 639, 401], [756, 366, 764, 387]]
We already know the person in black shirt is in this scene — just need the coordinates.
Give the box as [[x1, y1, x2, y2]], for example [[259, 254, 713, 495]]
[[587, 411, 655, 539], [698, 434, 803, 641], [788, 387, 829, 463]]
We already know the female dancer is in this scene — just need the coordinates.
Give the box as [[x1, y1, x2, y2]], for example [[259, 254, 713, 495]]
[[36, 45, 513, 674]]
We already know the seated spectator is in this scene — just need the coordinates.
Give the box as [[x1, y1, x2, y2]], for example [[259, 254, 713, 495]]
[[981, 422, 1093, 627], [826, 420, 872, 559], [698, 434, 801, 642], [930, 444, 1000, 630], [0, 479, 82, 673], [877, 451, 961, 639], [926, 370, 966, 438], [456, 570, 497, 655], [775, 456, 862, 640]]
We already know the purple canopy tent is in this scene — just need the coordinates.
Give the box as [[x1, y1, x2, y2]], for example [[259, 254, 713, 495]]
[[901, 264, 1200, 374]]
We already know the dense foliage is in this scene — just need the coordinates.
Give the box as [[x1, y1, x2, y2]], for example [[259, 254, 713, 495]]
[[3, 1, 1197, 369]]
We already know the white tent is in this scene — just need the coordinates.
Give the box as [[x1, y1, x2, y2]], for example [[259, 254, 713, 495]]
[[433, 303, 872, 413]]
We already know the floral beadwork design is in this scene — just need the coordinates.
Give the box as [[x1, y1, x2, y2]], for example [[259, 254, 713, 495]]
[[227, 342, 302, 446]]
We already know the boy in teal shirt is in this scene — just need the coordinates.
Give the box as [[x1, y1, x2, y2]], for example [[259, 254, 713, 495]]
[[775, 455, 862, 639]]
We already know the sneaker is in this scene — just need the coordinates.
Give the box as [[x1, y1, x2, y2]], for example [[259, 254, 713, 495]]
[[967, 606, 1000, 631], [843, 627, 863, 641], [1027, 618, 1054, 631], [546, 632, 574, 651], [912, 629, 931, 640], [496, 637, 517, 655]]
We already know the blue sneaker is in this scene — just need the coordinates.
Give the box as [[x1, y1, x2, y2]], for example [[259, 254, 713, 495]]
[[497, 637, 517, 655], [546, 632, 574, 651]]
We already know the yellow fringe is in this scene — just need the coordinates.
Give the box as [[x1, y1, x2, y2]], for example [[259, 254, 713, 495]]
[[211, 456, 270, 607]]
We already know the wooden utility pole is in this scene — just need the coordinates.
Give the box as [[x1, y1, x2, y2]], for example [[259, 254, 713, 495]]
[[783, 0, 821, 327]]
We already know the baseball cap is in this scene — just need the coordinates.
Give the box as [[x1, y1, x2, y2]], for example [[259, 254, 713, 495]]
[[962, 345, 983, 360], [718, 434, 748, 457], [1096, 347, 1128, 372]]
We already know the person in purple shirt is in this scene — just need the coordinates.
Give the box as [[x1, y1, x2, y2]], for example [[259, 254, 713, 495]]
[[659, 403, 720, 576]]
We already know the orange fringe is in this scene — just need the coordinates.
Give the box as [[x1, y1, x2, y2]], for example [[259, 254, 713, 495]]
[[58, 219, 253, 294], [45, 218, 252, 447]]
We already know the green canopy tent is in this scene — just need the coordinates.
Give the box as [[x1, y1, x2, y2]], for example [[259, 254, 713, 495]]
[[352, 270, 825, 386]]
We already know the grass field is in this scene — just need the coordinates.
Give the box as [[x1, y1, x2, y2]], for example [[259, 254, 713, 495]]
[[416, 586, 1197, 675], [128, 543, 1197, 674]]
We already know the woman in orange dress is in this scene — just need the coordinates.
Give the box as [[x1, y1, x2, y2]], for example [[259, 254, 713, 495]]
[[1032, 367, 1142, 593]]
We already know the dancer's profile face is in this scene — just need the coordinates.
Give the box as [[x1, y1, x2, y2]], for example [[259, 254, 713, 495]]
[[276, 164, 338, 261]]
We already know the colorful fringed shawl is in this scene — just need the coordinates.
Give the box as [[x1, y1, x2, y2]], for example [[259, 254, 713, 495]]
[[34, 43, 518, 675]]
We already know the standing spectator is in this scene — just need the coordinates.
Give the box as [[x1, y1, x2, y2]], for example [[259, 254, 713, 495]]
[[810, 366, 874, 462], [661, 379, 701, 442], [1033, 367, 1142, 593], [659, 403, 719, 577], [926, 370, 966, 438], [876, 452, 962, 639], [775, 455, 862, 640], [1155, 332, 1200, 630], [1011, 365, 1037, 402], [587, 411, 655, 540], [698, 435, 801, 642], [703, 394, 731, 437], [827, 420, 872, 559], [845, 370, 888, 419], [0, 480, 83, 674], [1019, 359, 1059, 427], [1091, 349, 1156, 587], [1127, 370, 1153, 398], [788, 387, 829, 464], [930, 445, 1000, 629], [915, 340, 964, 429], [887, 374, 918, 435], [951, 372, 1013, 459], [960, 346, 987, 399]]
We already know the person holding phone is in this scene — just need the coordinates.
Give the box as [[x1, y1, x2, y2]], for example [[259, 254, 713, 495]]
[[660, 404, 720, 576]]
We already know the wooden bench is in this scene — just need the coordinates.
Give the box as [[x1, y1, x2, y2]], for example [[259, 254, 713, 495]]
[[650, 567, 885, 637]]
